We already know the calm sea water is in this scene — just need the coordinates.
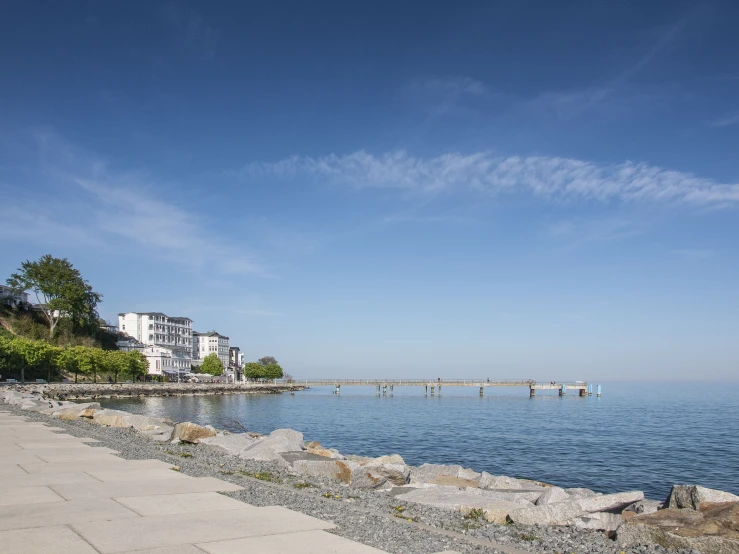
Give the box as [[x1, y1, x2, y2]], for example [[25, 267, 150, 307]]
[[101, 381, 739, 500]]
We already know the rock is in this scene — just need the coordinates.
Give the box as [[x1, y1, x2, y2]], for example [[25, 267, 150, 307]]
[[199, 433, 257, 455], [667, 485, 739, 510], [268, 428, 304, 443], [571, 512, 623, 532], [92, 409, 133, 427], [362, 454, 410, 486], [139, 427, 174, 442], [53, 402, 101, 420], [430, 475, 480, 489], [350, 466, 388, 489], [458, 468, 482, 481], [395, 485, 535, 522], [305, 441, 345, 460], [478, 472, 545, 491], [508, 501, 585, 525], [617, 502, 739, 554], [565, 487, 598, 498], [578, 491, 645, 513], [624, 499, 664, 515], [410, 464, 463, 485], [292, 459, 358, 484], [536, 486, 570, 505], [171, 422, 216, 444]]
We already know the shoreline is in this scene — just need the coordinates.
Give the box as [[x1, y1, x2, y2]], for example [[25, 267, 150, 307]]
[[35, 382, 305, 400], [2, 385, 732, 554]]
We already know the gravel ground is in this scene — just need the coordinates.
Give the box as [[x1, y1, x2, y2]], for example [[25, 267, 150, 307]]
[[4, 405, 700, 554]]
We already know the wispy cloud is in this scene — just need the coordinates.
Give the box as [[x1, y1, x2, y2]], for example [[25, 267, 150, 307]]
[[239, 150, 739, 206], [546, 218, 648, 244], [709, 112, 739, 128], [3, 132, 261, 275]]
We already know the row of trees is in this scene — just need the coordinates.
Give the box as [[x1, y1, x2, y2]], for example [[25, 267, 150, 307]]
[[0, 334, 147, 384], [244, 356, 284, 380]]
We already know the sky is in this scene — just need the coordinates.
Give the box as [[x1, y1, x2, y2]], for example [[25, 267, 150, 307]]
[[1, 1, 738, 381]]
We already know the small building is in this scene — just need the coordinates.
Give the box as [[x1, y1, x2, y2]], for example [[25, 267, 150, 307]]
[[0, 285, 29, 307], [140, 345, 191, 378], [192, 330, 229, 370]]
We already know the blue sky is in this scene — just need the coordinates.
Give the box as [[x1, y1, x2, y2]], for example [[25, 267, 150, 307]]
[[1, 1, 738, 381]]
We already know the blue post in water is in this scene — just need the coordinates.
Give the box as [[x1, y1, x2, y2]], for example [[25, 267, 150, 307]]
[[588, 384, 593, 396], [597, 384, 602, 397], [559, 384, 566, 396]]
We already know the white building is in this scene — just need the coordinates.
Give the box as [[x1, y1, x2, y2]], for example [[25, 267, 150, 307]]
[[118, 312, 193, 374], [192, 330, 229, 370], [0, 285, 29, 307], [140, 345, 191, 378]]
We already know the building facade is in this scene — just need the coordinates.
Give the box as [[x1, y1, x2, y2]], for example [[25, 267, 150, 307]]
[[229, 346, 241, 369], [118, 312, 193, 374], [0, 285, 29, 307], [192, 330, 229, 370]]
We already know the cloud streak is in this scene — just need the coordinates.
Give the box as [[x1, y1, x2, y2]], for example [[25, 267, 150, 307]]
[[240, 150, 739, 206]]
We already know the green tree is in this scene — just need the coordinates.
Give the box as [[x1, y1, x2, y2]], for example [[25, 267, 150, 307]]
[[57, 346, 86, 383], [0, 336, 56, 384], [6, 255, 102, 339], [243, 361, 266, 379], [199, 353, 223, 376], [258, 356, 277, 366], [122, 351, 148, 381], [263, 363, 284, 379]]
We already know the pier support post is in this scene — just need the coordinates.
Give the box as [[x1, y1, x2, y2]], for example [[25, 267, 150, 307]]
[[425, 385, 428, 396], [335, 384, 340, 395], [579, 388, 586, 397], [290, 387, 294, 395], [479, 386, 484, 397], [529, 387, 535, 397], [390, 385, 393, 396], [597, 384, 602, 397], [430, 386, 435, 396], [588, 384, 592, 396], [376, 385, 380, 396], [382, 384, 387, 396], [438, 385, 441, 396], [559, 384, 566, 396]]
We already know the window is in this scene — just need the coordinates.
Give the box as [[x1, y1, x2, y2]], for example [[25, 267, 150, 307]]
[[122, 325, 126, 330]]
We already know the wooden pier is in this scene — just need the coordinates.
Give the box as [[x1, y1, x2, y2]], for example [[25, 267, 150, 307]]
[[276, 379, 598, 397]]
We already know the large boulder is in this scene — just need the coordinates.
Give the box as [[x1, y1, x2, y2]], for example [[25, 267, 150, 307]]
[[508, 501, 585, 525], [172, 422, 216, 444], [395, 485, 535, 523], [268, 428, 304, 443], [536, 486, 570, 505], [292, 459, 358, 484], [200, 433, 257, 455], [350, 466, 388, 489], [238, 431, 305, 467], [410, 464, 463, 485], [53, 402, 100, 420], [565, 487, 598, 498], [92, 409, 131, 427], [362, 454, 410, 486], [578, 490, 644, 513], [618, 502, 739, 554], [571, 512, 623, 532], [624, 499, 664, 515], [478, 472, 545, 491], [666, 485, 739, 510], [305, 441, 345, 460]]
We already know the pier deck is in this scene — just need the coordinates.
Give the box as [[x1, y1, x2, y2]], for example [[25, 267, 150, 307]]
[[278, 379, 595, 397]]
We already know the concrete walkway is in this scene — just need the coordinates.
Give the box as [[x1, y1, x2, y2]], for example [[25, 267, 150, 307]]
[[0, 410, 393, 554]]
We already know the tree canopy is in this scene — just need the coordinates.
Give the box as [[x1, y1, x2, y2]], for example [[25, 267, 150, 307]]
[[258, 356, 277, 366], [199, 353, 223, 376], [6, 255, 102, 338], [244, 361, 283, 380]]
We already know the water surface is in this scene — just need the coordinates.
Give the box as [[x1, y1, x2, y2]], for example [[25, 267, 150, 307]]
[[102, 381, 739, 500]]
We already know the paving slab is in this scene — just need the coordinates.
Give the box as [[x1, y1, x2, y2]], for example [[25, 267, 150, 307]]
[[0, 485, 66, 506], [197, 529, 387, 553], [114, 491, 255, 516], [0, 498, 141, 531], [86, 468, 192, 482], [120, 547, 207, 554], [0, 464, 26, 476], [0, 471, 100, 489], [50, 476, 243, 500], [33, 450, 121, 463], [0, 524, 99, 553], [72, 506, 335, 553], [16, 440, 102, 449], [0, 452, 45, 463], [20, 459, 174, 474]]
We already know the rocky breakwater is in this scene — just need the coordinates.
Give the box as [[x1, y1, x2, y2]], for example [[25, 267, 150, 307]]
[[41, 382, 303, 400], [3, 385, 738, 554]]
